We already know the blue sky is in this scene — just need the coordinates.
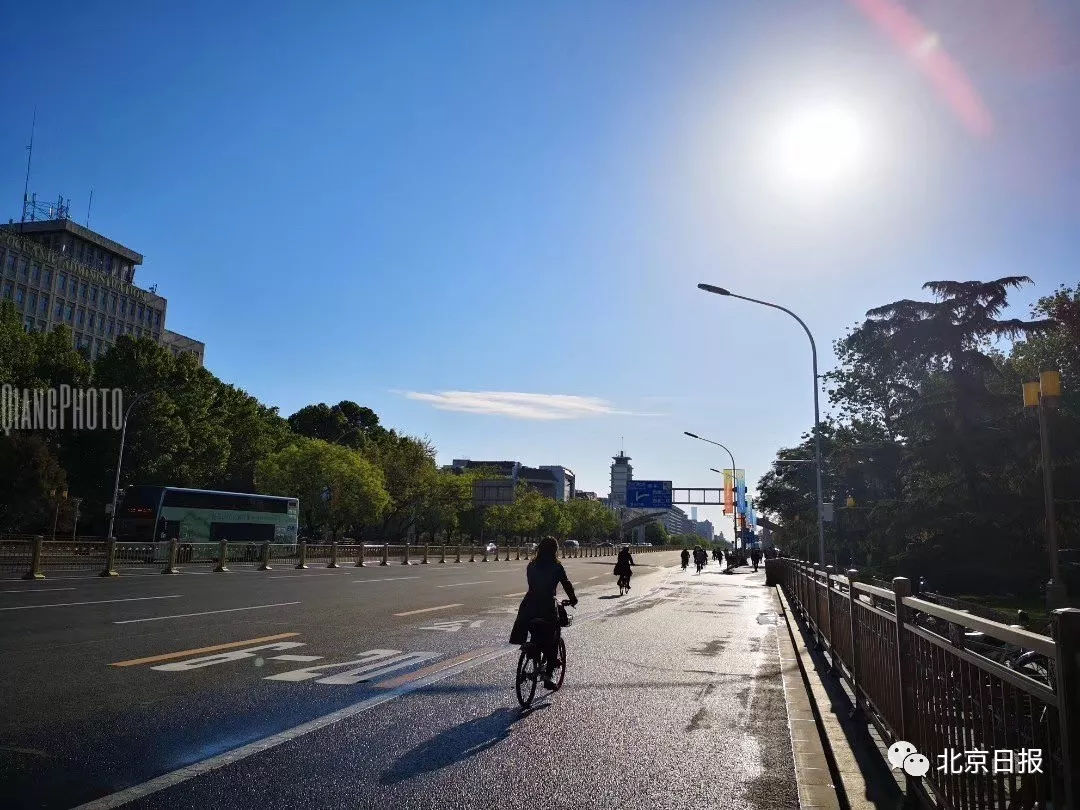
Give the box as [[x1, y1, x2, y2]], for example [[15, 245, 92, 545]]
[[2, 1, 1078, 533]]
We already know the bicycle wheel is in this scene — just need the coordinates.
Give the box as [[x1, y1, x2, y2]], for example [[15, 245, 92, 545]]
[[516, 647, 539, 707], [548, 638, 567, 691]]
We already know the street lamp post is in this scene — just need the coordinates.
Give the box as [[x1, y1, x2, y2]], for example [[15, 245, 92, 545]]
[[698, 283, 826, 564], [106, 393, 148, 541], [682, 431, 740, 551], [1024, 371, 1066, 609]]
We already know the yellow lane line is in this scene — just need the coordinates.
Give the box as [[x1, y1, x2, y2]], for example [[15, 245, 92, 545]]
[[375, 648, 499, 689], [109, 632, 300, 668], [393, 603, 463, 617]]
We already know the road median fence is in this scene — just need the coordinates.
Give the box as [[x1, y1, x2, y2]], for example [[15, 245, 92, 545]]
[[2, 535, 663, 580], [769, 557, 1080, 810]]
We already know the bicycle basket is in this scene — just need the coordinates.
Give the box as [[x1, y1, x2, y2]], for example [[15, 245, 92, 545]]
[[557, 604, 573, 627]]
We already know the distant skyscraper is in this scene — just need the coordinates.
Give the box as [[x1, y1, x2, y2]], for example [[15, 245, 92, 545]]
[[609, 451, 632, 507]]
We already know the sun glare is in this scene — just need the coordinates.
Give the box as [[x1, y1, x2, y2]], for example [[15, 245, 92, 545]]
[[770, 103, 867, 198]]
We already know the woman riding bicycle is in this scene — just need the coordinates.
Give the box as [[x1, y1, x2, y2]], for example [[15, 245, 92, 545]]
[[614, 545, 635, 592], [509, 536, 577, 689]]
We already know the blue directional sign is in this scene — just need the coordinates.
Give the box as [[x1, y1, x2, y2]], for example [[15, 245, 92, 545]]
[[626, 480, 673, 509]]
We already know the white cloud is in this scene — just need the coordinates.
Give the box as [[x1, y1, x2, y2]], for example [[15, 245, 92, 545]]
[[399, 390, 657, 420]]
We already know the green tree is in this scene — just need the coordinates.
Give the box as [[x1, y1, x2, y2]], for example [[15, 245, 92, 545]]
[[642, 521, 669, 546], [0, 433, 68, 532], [256, 439, 389, 539]]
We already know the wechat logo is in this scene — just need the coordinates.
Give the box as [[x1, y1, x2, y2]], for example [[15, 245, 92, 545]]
[[888, 741, 930, 778]]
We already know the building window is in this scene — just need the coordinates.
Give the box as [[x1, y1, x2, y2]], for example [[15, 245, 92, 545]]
[[57, 273, 67, 294], [65, 304, 74, 323], [31, 263, 41, 284], [39, 294, 49, 316], [107, 318, 115, 337], [80, 281, 88, 300], [28, 292, 37, 312], [90, 285, 98, 305], [43, 269, 52, 289], [55, 299, 64, 318], [4, 254, 15, 277], [2, 281, 12, 299], [15, 286, 25, 307], [110, 292, 117, 313], [25, 315, 34, 331], [77, 308, 86, 327], [19, 257, 29, 280], [98, 316, 105, 336]]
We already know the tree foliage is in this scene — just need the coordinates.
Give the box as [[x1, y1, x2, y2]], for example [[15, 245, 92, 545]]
[[760, 278, 1079, 598]]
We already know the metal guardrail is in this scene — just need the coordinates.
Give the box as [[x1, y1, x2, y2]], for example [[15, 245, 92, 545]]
[[771, 558, 1080, 810], [6, 536, 654, 579]]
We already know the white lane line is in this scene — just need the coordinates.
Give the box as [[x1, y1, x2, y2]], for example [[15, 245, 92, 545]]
[[393, 603, 462, 617], [352, 576, 420, 583], [0, 587, 76, 593], [71, 645, 512, 810], [113, 601, 300, 624], [436, 580, 494, 588], [0, 595, 182, 611]]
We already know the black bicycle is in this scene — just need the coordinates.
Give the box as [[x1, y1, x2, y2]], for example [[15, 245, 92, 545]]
[[516, 599, 573, 707]]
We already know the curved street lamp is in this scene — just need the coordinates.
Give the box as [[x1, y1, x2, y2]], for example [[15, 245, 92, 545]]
[[697, 283, 825, 564], [106, 392, 149, 540], [683, 431, 740, 551]]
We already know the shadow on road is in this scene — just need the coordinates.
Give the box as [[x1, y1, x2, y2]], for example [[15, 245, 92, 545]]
[[596, 594, 624, 600], [380, 705, 546, 785]]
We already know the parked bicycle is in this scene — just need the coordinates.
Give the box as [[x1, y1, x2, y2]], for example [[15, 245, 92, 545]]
[[515, 599, 574, 707]]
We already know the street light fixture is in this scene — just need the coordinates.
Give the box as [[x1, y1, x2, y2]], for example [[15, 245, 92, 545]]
[[683, 431, 741, 551], [106, 392, 149, 541], [697, 283, 826, 564], [1025, 370, 1066, 609]]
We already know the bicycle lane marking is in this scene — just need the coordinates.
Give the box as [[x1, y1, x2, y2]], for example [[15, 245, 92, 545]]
[[76, 571, 678, 809]]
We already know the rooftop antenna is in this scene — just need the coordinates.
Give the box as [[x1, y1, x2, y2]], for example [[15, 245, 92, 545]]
[[86, 189, 93, 228], [20, 108, 36, 230]]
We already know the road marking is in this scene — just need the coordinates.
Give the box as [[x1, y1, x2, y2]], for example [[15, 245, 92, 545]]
[[375, 647, 499, 689], [436, 580, 494, 588], [496, 592, 526, 598], [72, 646, 513, 810], [264, 649, 436, 684], [113, 601, 300, 624], [110, 632, 301, 668], [587, 576, 601, 580], [0, 587, 76, 593], [268, 654, 323, 662], [418, 619, 485, 632], [0, 595, 182, 611], [152, 641, 307, 671], [393, 603, 462, 617], [352, 576, 421, 583]]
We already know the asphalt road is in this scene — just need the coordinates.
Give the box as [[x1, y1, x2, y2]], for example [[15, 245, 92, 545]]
[[0, 552, 799, 809]]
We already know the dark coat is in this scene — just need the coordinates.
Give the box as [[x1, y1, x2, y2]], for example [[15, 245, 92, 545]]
[[509, 558, 577, 645], [613, 549, 635, 576]]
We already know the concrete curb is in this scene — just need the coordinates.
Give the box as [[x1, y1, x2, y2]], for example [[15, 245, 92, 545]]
[[775, 584, 907, 810], [774, 586, 844, 809]]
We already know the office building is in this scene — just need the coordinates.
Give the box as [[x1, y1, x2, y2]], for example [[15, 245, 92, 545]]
[[450, 459, 575, 501], [539, 465, 575, 502], [1, 210, 204, 364], [609, 451, 632, 507]]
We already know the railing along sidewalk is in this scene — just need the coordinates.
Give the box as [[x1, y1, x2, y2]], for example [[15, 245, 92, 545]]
[[774, 558, 1080, 810]]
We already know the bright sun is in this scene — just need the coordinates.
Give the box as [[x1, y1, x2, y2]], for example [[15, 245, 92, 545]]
[[771, 103, 867, 198]]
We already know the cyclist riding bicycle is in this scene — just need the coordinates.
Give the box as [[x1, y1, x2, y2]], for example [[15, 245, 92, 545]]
[[509, 536, 577, 689], [614, 544, 635, 592], [680, 548, 690, 570]]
